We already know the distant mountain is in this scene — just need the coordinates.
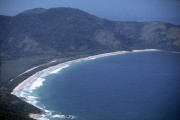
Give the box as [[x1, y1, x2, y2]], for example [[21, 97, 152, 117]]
[[0, 7, 180, 120], [0, 7, 180, 60]]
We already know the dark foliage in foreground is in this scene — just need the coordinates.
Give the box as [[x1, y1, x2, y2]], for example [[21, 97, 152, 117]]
[[0, 91, 41, 120], [0, 7, 180, 119]]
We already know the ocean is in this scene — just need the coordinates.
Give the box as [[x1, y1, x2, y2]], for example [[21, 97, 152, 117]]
[[26, 51, 180, 120]]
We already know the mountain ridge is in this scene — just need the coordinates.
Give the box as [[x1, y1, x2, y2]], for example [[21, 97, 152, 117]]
[[0, 7, 180, 120], [1, 7, 180, 61]]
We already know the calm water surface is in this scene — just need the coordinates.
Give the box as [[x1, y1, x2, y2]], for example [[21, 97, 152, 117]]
[[35, 51, 180, 120]]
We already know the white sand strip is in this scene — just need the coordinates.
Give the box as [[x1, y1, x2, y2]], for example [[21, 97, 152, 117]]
[[11, 49, 161, 97], [11, 49, 161, 119]]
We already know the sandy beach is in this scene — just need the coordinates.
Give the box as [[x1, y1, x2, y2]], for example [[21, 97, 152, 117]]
[[11, 49, 160, 119]]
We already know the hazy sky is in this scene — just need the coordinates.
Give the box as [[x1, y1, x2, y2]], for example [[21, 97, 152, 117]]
[[0, 0, 180, 25]]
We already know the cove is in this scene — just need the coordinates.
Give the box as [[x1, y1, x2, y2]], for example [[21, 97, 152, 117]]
[[25, 51, 180, 120]]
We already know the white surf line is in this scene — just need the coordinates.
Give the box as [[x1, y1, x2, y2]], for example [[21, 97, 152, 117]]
[[132, 49, 162, 52], [10, 49, 161, 82], [11, 49, 162, 96], [11, 49, 161, 120]]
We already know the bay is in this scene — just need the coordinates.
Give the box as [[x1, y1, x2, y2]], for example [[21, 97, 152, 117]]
[[34, 51, 180, 120]]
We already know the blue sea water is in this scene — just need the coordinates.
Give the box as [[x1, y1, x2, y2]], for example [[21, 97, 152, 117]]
[[34, 51, 180, 120]]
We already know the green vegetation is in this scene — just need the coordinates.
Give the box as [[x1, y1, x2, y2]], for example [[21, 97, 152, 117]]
[[1, 8, 180, 61], [0, 7, 180, 119]]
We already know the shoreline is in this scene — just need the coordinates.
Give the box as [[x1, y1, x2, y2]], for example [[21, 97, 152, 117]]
[[11, 49, 161, 119]]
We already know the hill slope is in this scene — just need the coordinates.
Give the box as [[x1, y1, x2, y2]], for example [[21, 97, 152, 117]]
[[1, 7, 180, 61], [0, 7, 180, 120]]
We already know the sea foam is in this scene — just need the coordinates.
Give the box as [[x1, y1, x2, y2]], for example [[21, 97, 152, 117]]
[[13, 63, 77, 119], [30, 78, 46, 91], [50, 64, 69, 74], [11, 49, 162, 120]]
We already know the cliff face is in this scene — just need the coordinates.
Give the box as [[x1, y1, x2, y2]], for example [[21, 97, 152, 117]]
[[0, 7, 180, 60]]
